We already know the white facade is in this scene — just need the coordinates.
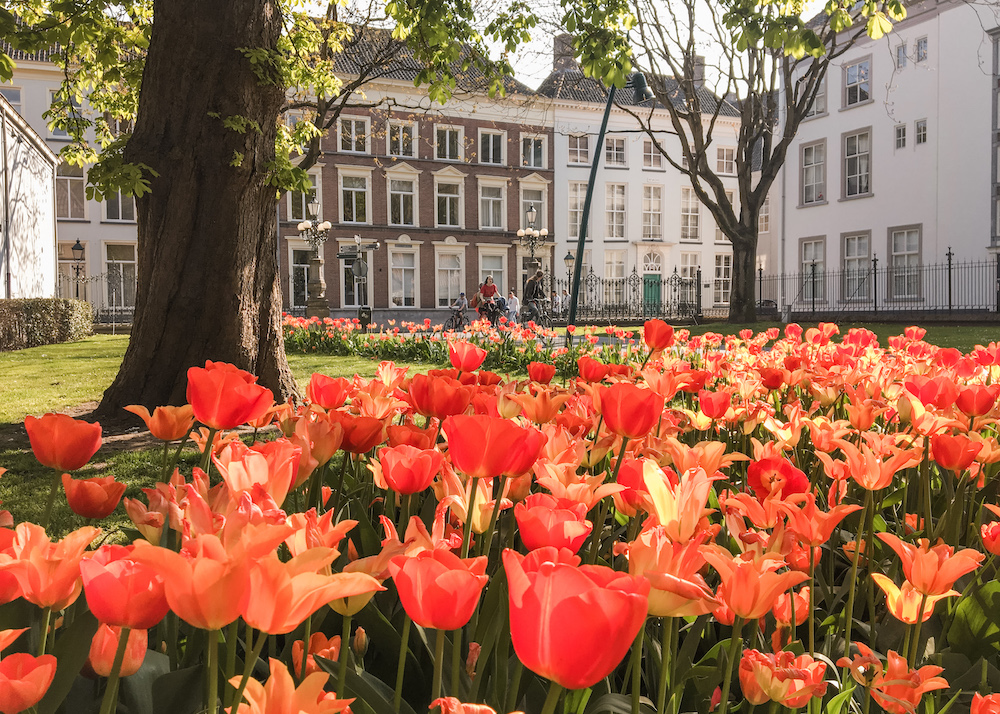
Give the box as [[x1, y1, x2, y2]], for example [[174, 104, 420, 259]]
[[775, 0, 1000, 309], [0, 93, 57, 298], [549, 99, 742, 310]]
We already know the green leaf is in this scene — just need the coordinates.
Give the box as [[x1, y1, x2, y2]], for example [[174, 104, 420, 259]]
[[315, 656, 419, 714], [38, 610, 100, 714], [826, 684, 857, 714], [865, 12, 893, 40], [120, 650, 171, 714], [585, 693, 655, 714], [152, 666, 205, 714], [947, 581, 1000, 660]]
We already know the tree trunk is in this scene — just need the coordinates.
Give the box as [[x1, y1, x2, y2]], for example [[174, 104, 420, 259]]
[[728, 230, 758, 323], [97, 0, 297, 415]]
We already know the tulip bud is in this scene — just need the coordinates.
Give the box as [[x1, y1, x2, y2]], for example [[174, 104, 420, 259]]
[[88, 625, 147, 677], [465, 642, 481, 678], [352, 626, 368, 659]]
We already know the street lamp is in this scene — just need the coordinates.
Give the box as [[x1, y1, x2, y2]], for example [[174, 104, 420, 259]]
[[516, 205, 548, 270], [563, 251, 575, 281], [566, 72, 653, 334], [297, 200, 332, 319], [71, 239, 84, 299]]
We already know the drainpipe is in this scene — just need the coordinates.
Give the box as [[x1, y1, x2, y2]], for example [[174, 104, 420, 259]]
[[1, 105, 10, 299]]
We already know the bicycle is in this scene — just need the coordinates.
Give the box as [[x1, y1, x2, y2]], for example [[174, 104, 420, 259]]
[[520, 298, 553, 330], [444, 310, 470, 332]]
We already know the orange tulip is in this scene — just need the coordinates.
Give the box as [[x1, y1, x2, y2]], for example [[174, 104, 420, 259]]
[[973, 693, 1000, 714], [327, 411, 385, 454], [407, 374, 474, 420], [514, 493, 592, 554], [88, 625, 147, 677], [229, 658, 353, 714], [292, 632, 341, 679], [527, 362, 556, 384], [772, 587, 810, 627], [701, 548, 808, 621], [372, 444, 445, 495], [124, 404, 196, 441], [430, 698, 505, 714], [643, 462, 717, 544], [627, 528, 718, 618], [80, 544, 169, 630], [698, 390, 731, 420], [214, 440, 300, 508], [981, 504, 1000, 555], [576, 356, 609, 383], [739, 649, 827, 708], [876, 533, 983, 596], [443, 415, 540, 480], [306, 373, 352, 410], [600, 382, 664, 439], [510, 386, 571, 425], [780, 494, 862, 547], [24, 413, 102, 471], [389, 549, 488, 631], [869, 649, 947, 714], [186, 361, 274, 430], [931, 433, 982, 472], [837, 440, 921, 491], [449, 340, 487, 372], [0, 524, 100, 611], [643, 319, 674, 351], [61, 474, 125, 520], [0, 652, 58, 714], [871, 574, 955, 624]]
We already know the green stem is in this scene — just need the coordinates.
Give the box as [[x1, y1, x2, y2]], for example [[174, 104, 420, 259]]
[[922, 452, 933, 538], [299, 615, 313, 682], [461, 477, 481, 559], [506, 657, 524, 714], [539, 680, 565, 714], [432, 628, 446, 701], [908, 594, 928, 667], [717, 617, 744, 714], [224, 620, 238, 703], [206, 628, 220, 714], [807, 548, 816, 656], [631, 621, 646, 714], [480, 475, 508, 562], [199, 428, 218, 474], [587, 498, 610, 565], [451, 628, 462, 697], [398, 492, 412, 535], [331, 454, 350, 515], [656, 618, 673, 714], [337, 614, 352, 697], [393, 615, 411, 712], [231, 627, 267, 711], [843, 490, 872, 664], [37, 608, 51, 657], [97, 626, 131, 714], [41, 470, 62, 530]]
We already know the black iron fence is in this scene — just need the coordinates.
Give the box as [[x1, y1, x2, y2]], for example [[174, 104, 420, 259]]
[[758, 253, 1000, 318], [543, 268, 703, 324], [57, 269, 136, 324]]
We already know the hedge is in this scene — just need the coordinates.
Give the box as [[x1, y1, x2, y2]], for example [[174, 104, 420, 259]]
[[0, 298, 94, 351]]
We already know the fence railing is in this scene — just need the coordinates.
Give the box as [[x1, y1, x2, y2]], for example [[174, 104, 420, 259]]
[[56, 270, 136, 324], [540, 268, 703, 324], [758, 254, 1000, 317]]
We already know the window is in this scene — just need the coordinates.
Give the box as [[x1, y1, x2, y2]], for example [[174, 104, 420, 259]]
[[895, 124, 906, 150], [437, 252, 463, 307], [604, 250, 626, 303], [342, 256, 369, 308], [49, 90, 81, 138], [436, 182, 461, 227], [605, 137, 626, 167], [642, 185, 662, 239], [680, 253, 699, 305], [480, 185, 504, 229], [758, 196, 770, 233], [56, 163, 86, 219], [105, 191, 135, 222], [57, 241, 88, 301], [480, 131, 504, 165], [106, 244, 138, 309], [681, 187, 700, 241], [291, 249, 311, 309], [843, 233, 871, 299], [800, 238, 825, 301], [522, 188, 544, 229], [436, 126, 461, 160], [896, 44, 907, 69], [388, 122, 415, 157], [605, 184, 626, 239], [340, 118, 367, 153], [915, 119, 927, 145], [844, 130, 871, 198], [844, 59, 871, 107], [890, 226, 921, 299], [0, 87, 21, 114], [916, 37, 928, 63], [805, 80, 827, 118], [289, 174, 318, 221], [568, 182, 586, 239], [643, 140, 662, 168], [342, 175, 368, 223], [714, 254, 732, 305], [717, 147, 736, 174], [717, 190, 734, 241], [801, 141, 825, 204], [522, 136, 544, 168], [568, 135, 589, 164], [480, 252, 504, 288], [390, 250, 417, 307], [389, 179, 415, 226]]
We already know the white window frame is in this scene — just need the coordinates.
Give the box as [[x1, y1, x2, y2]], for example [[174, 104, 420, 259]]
[[716, 190, 735, 242], [105, 190, 136, 223], [713, 253, 732, 306], [568, 134, 590, 165], [894, 124, 906, 150], [478, 178, 506, 231], [288, 241, 312, 310], [604, 249, 626, 303], [716, 147, 736, 175], [605, 137, 627, 167], [896, 43, 907, 69], [680, 187, 700, 241], [800, 237, 826, 301], [479, 129, 506, 166], [435, 247, 465, 308], [57, 241, 89, 301], [758, 196, 770, 233], [0, 86, 21, 114], [521, 134, 545, 169], [843, 58, 871, 107], [801, 141, 826, 205], [680, 252, 699, 304], [386, 169, 419, 227], [889, 225, 921, 300], [642, 184, 662, 239], [568, 181, 586, 240], [916, 37, 928, 63], [805, 79, 827, 118], [605, 184, 626, 239], [387, 120, 416, 158], [338, 116, 370, 154], [433, 169, 466, 229], [49, 90, 81, 139], [341, 252, 370, 308], [289, 172, 321, 222], [643, 140, 663, 169], [520, 180, 548, 230], [56, 162, 87, 220], [339, 168, 371, 224], [915, 119, 927, 145], [479, 246, 507, 291], [842, 232, 871, 300], [388, 244, 419, 308], [843, 129, 872, 199], [435, 125, 464, 161], [103, 242, 138, 309]]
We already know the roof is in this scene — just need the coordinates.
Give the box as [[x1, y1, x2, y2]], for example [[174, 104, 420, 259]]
[[0, 40, 56, 63], [331, 25, 537, 97], [536, 68, 738, 117]]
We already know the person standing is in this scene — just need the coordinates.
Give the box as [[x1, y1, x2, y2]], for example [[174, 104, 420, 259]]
[[507, 289, 520, 322]]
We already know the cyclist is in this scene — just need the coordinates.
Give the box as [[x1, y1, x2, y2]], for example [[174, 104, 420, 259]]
[[447, 292, 469, 330], [522, 270, 545, 322]]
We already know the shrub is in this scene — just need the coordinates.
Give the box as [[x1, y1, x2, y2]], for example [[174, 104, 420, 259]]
[[0, 298, 94, 351]]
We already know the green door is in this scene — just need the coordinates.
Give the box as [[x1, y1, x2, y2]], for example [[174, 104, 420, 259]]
[[643, 274, 661, 315]]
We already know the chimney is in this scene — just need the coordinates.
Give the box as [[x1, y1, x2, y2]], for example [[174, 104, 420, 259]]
[[553, 33, 577, 72], [691, 54, 705, 89]]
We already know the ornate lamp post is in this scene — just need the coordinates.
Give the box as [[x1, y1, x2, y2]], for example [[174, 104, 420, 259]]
[[297, 199, 332, 319], [563, 251, 575, 284], [516, 204, 549, 271], [71, 239, 84, 299]]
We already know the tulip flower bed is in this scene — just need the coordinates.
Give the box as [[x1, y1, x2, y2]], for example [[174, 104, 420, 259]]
[[4, 322, 1000, 714]]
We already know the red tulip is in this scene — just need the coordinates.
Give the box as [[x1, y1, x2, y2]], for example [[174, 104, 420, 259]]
[[698, 390, 731, 420], [388, 550, 488, 630], [449, 341, 487, 372], [186, 361, 274, 430], [527, 361, 556, 384], [306, 373, 353, 410], [643, 319, 674, 351], [600, 382, 664, 439], [747, 457, 809, 501], [503, 547, 649, 690], [956, 385, 999, 417], [88, 625, 147, 677], [327, 411, 385, 454], [514, 494, 592, 554], [443, 415, 540, 480], [24, 413, 102, 471], [386, 423, 437, 450], [430, 698, 499, 714], [931, 433, 982, 472], [577, 356, 609, 383], [373, 444, 444, 495], [407, 374, 474, 419], [973, 693, 1000, 714], [80, 545, 170, 630], [61, 474, 125, 519], [0, 653, 57, 714], [758, 368, 786, 391]]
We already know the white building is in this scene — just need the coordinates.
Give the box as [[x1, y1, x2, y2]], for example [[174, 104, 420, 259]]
[[0, 92, 57, 299], [774, 0, 1000, 312], [536, 46, 743, 314]]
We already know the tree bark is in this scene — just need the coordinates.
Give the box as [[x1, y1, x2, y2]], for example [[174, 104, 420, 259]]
[[728, 230, 758, 323], [97, 0, 297, 415]]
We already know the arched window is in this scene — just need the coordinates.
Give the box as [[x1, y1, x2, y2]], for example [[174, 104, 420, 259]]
[[642, 252, 662, 273]]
